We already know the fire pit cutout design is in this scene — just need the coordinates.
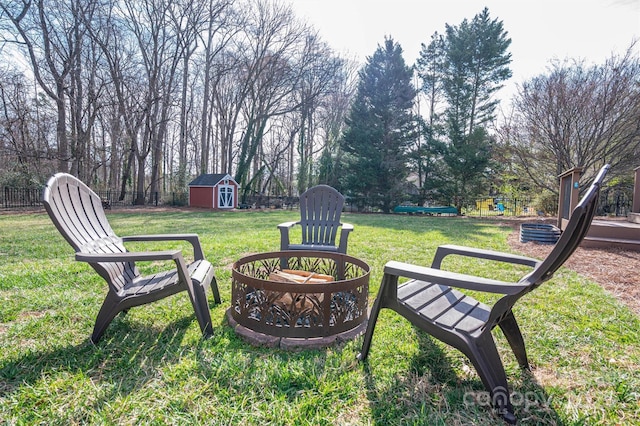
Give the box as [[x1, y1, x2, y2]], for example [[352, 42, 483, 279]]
[[227, 250, 370, 349]]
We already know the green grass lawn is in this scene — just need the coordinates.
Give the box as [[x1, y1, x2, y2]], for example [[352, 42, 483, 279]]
[[1, 209, 639, 425]]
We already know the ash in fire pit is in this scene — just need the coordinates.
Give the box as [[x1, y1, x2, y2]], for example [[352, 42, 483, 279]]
[[227, 250, 370, 349]]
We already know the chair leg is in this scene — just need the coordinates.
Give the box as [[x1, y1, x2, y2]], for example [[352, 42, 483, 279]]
[[210, 276, 221, 304], [356, 292, 382, 362], [279, 230, 290, 269], [498, 310, 530, 370], [357, 274, 396, 362], [91, 292, 122, 344], [279, 257, 290, 270], [467, 332, 516, 424], [188, 278, 214, 337]]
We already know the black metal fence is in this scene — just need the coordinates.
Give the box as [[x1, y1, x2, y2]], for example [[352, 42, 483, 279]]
[[94, 190, 160, 208], [1, 186, 166, 209], [471, 187, 634, 218], [468, 197, 538, 217], [238, 194, 298, 209], [238, 195, 380, 212], [0, 186, 301, 210], [598, 184, 633, 216], [1, 185, 635, 217], [1, 186, 370, 212], [2, 187, 42, 208]]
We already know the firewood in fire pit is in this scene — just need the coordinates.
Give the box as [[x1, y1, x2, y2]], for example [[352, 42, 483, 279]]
[[269, 269, 334, 283]]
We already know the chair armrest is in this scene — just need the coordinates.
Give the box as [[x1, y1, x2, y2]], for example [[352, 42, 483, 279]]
[[278, 221, 300, 251], [384, 260, 528, 295], [76, 250, 183, 263], [431, 244, 540, 270], [277, 221, 299, 230], [338, 222, 354, 253], [341, 222, 354, 231], [121, 234, 205, 260]]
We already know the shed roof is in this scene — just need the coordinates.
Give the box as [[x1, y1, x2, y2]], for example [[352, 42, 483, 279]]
[[188, 173, 236, 187]]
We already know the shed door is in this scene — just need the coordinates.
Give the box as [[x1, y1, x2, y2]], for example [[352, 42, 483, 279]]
[[218, 185, 234, 208]]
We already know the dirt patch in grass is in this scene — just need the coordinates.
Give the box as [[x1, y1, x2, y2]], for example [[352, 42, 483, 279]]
[[17, 310, 48, 320], [497, 217, 640, 316]]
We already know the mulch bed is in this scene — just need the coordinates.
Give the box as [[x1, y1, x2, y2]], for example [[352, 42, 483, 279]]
[[500, 217, 640, 316]]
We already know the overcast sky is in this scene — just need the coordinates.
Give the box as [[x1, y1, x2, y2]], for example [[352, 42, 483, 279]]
[[285, 0, 640, 102]]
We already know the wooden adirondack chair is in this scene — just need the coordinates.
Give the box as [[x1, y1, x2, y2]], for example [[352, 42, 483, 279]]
[[357, 165, 609, 424], [278, 185, 353, 254], [42, 173, 221, 343]]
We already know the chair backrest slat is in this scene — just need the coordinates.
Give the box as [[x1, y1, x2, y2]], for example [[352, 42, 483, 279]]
[[44, 174, 113, 249], [48, 179, 91, 249], [43, 173, 137, 290], [299, 185, 344, 246]]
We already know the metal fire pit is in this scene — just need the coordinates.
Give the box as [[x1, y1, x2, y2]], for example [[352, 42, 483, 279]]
[[227, 250, 370, 349]]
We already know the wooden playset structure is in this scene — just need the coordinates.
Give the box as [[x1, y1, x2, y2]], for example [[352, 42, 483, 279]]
[[557, 166, 640, 251]]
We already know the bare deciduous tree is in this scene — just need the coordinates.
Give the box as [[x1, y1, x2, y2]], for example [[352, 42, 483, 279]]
[[232, 0, 311, 193], [2, 0, 78, 173], [0, 0, 352, 201], [0, 70, 56, 184], [293, 34, 344, 193], [503, 43, 640, 191], [196, 0, 237, 176]]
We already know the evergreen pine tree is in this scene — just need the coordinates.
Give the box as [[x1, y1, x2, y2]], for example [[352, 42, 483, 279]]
[[418, 8, 512, 213], [339, 38, 416, 213], [415, 32, 448, 204]]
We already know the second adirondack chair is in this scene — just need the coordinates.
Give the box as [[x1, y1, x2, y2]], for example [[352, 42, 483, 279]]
[[42, 173, 221, 343]]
